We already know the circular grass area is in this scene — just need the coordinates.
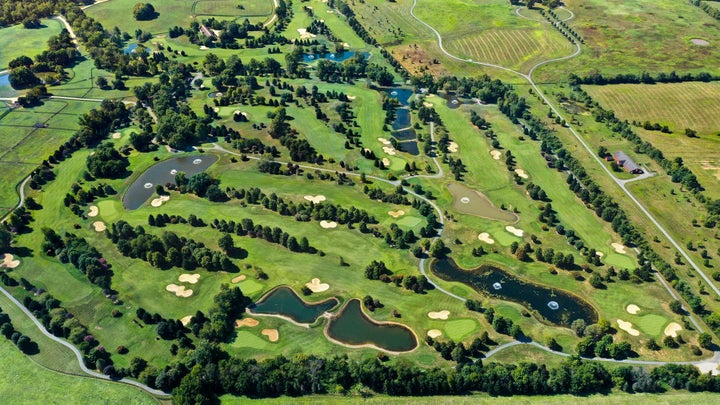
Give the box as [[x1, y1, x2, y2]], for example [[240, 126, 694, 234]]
[[238, 279, 265, 296], [444, 318, 479, 341], [636, 314, 668, 337], [604, 253, 635, 269], [230, 330, 270, 349]]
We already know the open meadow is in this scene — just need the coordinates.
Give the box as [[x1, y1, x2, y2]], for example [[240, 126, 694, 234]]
[[0, 19, 63, 69]]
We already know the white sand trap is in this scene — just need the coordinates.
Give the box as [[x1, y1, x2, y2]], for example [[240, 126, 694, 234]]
[[664, 322, 682, 337], [691, 38, 710, 46], [478, 232, 495, 244], [93, 221, 106, 232], [305, 278, 330, 292], [231, 274, 246, 283], [382, 146, 397, 155], [388, 210, 405, 218], [297, 28, 316, 39], [347, 95, 356, 100], [505, 226, 524, 237], [151, 195, 170, 207], [611, 242, 627, 254], [596, 251, 604, 257], [178, 273, 200, 284], [427, 329, 443, 338], [326, 9, 334, 13], [1, 253, 20, 269], [200, 45, 209, 50], [213, 107, 219, 113], [235, 318, 259, 328], [320, 220, 338, 229], [448, 142, 459, 153], [166, 284, 193, 297], [262, 328, 279, 342], [514, 168, 529, 179], [382, 157, 391, 167], [428, 310, 450, 320], [490, 150, 502, 160], [304, 195, 327, 204], [626, 304, 640, 315], [423, 102, 434, 108], [87, 205, 99, 217], [342, 42, 350, 49], [112, 132, 121, 139], [377, 137, 392, 145], [180, 315, 193, 326], [617, 319, 640, 336]]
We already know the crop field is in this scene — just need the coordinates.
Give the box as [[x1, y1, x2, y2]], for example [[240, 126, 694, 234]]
[[583, 82, 720, 135], [0, 19, 63, 70], [193, 0, 274, 17]]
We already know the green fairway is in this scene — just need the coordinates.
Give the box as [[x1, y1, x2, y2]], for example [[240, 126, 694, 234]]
[[230, 330, 272, 350], [84, 0, 195, 34], [239, 279, 266, 296], [0, 19, 63, 69], [603, 253, 635, 270], [194, 0, 274, 17], [0, 338, 155, 403], [444, 318, 478, 341]]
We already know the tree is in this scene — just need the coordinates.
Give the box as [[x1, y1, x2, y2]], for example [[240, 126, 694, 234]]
[[0, 228, 11, 252], [133, 3, 157, 21], [86, 142, 129, 178], [218, 234, 233, 254], [669, 300, 684, 314], [429, 239, 446, 258], [698, 332, 713, 350], [96, 76, 108, 89]]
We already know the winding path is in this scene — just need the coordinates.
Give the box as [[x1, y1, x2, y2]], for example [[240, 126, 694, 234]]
[[406, 0, 719, 370]]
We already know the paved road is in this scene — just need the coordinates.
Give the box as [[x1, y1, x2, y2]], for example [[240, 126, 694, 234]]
[[0, 284, 169, 397], [264, 0, 280, 28], [408, 0, 719, 369], [53, 15, 78, 48]]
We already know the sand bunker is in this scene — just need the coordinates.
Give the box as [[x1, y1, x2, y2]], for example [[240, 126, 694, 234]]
[[514, 168, 529, 179], [235, 318, 259, 328], [427, 329, 443, 338], [213, 107, 219, 113], [320, 220, 338, 229], [382, 146, 397, 155], [231, 274, 246, 283], [87, 205, 99, 217], [304, 195, 326, 204], [626, 304, 640, 315], [691, 38, 710, 46], [112, 132, 121, 139], [382, 157, 391, 167], [448, 142, 459, 153], [200, 45, 209, 50], [490, 150, 502, 160], [297, 28, 316, 39], [617, 319, 640, 336], [423, 102, 434, 108], [262, 329, 279, 342], [388, 210, 405, 218], [611, 243, 627, 254], [178, 273, 200, 284], [93, 221, 106, 232], [151, 195, 170, 207], [377, 137, 392, 145], [428, 310, 450, 320], [166, 284, 193, 297], [596, 251, 604, 257], [180, 315, 193, 326], [478, 232, 495, 244], [305, 277, 330, 293], [664, 322, 682, 337], [505, 226, 524, 237], [1, 253, 20, 269]]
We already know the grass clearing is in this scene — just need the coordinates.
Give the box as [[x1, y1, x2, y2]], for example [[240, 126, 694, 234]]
[[0, 19, 63, 69], [85, 0, 195, 34], [194, 0, 274, 17]]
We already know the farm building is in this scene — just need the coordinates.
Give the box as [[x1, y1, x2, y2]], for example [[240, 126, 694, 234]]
[[199, 24, 216, 39], [613, 151, 643, 174]]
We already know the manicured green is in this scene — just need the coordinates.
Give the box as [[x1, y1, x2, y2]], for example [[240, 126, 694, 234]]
[[443, 318, 478, 341]]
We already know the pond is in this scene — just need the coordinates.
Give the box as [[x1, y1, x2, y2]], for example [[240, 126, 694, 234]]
[[431, 259, 598, 326], [442, 93, 463, 109], [393, 128, 416, 141], [0, 73, 9, 87], [326, 299, 417, 352], [302, 51, 370, 63], [391, 108, 411, 130], [397, 140, 419, 156], [384, 88, 413, 106], [123, 43, 139, 55], [447, 182, 518, 222], [249, 286, 339, 325], [122, 154, 219, 210]]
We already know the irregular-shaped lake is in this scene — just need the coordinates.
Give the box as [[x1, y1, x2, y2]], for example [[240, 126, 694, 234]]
[[122, 155, 218, 210], [431, 258, 598, 326], [326, 299, 417, 352], [250, 286, 339, 324]]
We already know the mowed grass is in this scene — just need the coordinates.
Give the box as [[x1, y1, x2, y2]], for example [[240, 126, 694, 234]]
[[443, 318, 478, 341], [0, 19, 63, 69], [0, 338, 155, 404], [194, 0, 274, 17], [584, 82, 720, 135], [84, 0, 195, 34]]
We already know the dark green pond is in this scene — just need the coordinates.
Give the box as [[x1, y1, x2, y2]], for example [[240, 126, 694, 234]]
[[431, 259, 598, 326], [250, 286, 339, 324], [326, 299, 417, 352]]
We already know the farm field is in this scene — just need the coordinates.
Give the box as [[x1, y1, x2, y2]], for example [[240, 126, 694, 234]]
[[583, 82, 720, 136], [0, 19, 63, 70]]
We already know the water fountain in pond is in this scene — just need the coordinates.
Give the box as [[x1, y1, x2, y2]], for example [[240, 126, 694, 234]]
[[193, 159, 202, 165], [460, 197, 470, 204], [329, 53, 335, 58], [548, 301, 559, 310], [492, 282, 502, 290], [170, 169, 177, 175], [144, 183, 153, 189]]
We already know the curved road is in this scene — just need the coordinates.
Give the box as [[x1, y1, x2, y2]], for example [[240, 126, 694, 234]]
[[407, 0, 719, 369]]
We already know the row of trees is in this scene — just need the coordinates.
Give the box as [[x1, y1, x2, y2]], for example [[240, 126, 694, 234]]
[[42, 228, 113, 289], [0, 306, 36, 354]]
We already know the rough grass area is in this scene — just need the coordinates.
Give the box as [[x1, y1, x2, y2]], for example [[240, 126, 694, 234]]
[[0, 19, 63, 69], [84, 0, 195, 34], [194, 0, 274, 17], [584, 82, 720, 135], [0, 338, 155, 403]]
